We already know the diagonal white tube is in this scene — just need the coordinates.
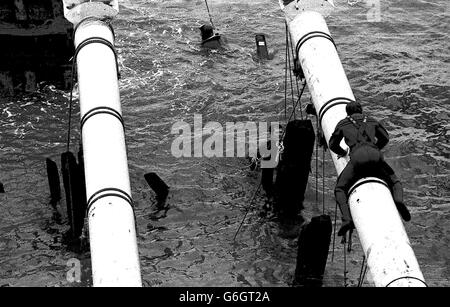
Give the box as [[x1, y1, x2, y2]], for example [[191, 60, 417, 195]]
[[349, 178, 425, 287], [285, 9, 426, 287], [74, 19, 142, 287]]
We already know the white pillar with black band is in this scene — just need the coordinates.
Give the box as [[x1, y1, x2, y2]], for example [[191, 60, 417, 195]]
[[64, 0, 142, 287], [280, 0, 426, 287]]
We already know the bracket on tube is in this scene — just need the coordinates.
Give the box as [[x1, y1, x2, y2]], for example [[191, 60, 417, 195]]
[[62, 1, 119, 25]]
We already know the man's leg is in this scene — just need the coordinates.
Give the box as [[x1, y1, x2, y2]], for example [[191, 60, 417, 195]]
[[335, 162, 357, 235], [378, 161, 411, 221]]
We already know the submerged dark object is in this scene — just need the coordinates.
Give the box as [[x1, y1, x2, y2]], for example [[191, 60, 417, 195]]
[[255, 34, 269, 60], [46, 158, 61, 207], [61, 151, 87, 239], [274, 119, 315, 217], [144, 172, 169, 204], [199, 24, 221, 48], [305, 103, 317, 116], [0, 182, 4, 193], [0, 0, 73, 95], [294, 214, 332, 287], [200, 24, 214, 41], [77, 146, 87, 210]]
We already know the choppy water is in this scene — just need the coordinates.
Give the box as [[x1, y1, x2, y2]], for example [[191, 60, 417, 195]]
[[0, 0, 449, 287]]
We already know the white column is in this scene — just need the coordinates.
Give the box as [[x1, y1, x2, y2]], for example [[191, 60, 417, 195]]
[[285, 9, 425, 287], [74, 19, 142, 287]]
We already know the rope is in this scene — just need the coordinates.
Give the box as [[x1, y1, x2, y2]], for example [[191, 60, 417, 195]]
[[289, 28, 304, 120], [284, 22, 289, 122], [281, 21, 307, 142], [357, 255, 367, 287], [315, 117, 319, 209], [233, 182, 262, 241], [204, 0, 215, 29], [348, 228, 353, 252], [343, 234, 348, 287], [331, 201, 338, 262], [66, 56, 76, 152], [280, 81, 306, 143], [322, 145, 325, 215], [287, 32, 296, 120], [314, 116, 326, 215]]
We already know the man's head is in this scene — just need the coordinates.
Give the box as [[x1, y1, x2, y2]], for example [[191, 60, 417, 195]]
[[346, 101, 363, 116]]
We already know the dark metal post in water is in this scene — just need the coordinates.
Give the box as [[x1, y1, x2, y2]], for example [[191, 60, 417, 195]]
[[255, 34, 269, 60], [46, 158, 61, 207]]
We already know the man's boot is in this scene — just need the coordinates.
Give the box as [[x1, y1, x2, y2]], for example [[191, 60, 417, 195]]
[[391, 181, 411, 222], [337, 203, 354, 236]]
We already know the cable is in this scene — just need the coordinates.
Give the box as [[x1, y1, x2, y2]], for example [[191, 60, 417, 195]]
[[315, 118, 319, 209], [331, 201, 338, 262], [233, 182, 262, 241], [280, 80, 307, 142], [286, 30, 296, 120], [348, 228, 353, 252], [284, 22, 289, 122], [357, 255, 367, 287], [343, 234, 348, 287], [66, 56, 76, 153], [322, 145, 326, 215], [360, 265, 368, 287], [281, 20, 307, 143], [204, 0, 215, 29], [289, 28, 304, 120]]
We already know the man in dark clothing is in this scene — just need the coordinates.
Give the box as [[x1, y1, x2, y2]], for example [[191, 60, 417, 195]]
[[329, 101, 411, 236]]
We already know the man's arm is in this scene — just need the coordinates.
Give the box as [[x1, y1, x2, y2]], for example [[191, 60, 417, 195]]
[[375, 122, 389, 150], [329, 125, 347, 157]]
